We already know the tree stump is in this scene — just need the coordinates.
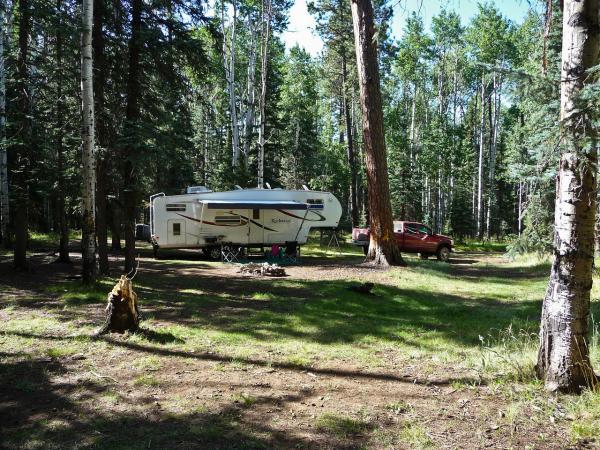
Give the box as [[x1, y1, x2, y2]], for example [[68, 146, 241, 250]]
[[95, 275, 140, 335]]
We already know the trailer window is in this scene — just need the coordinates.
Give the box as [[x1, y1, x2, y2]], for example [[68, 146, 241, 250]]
[[307, 199, 324, 210], [253, 209, 260, 220], [215, 215, 241, 225], [166, 203, 186, 212], [173, 223, 181, 236]]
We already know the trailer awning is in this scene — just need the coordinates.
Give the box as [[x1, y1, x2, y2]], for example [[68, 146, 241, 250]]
[[198, 200, 309, 210]]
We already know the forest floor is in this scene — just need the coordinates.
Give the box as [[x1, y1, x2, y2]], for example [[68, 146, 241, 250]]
[[1, 238, 600, 449]]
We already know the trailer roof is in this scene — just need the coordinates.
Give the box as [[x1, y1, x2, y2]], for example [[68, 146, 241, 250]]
[[199, 200, 309, 210]]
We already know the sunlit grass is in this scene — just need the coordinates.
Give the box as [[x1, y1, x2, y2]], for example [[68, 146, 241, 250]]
[[4, 242, 600, 445]]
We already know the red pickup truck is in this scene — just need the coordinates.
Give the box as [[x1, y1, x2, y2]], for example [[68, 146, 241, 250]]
[[352, 221, 454, 262]]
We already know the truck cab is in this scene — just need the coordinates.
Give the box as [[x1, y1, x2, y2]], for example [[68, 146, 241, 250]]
[[352, 221, 453, 261]]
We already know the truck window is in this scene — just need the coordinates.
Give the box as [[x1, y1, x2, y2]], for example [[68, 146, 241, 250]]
[[418, 224, 432, 235], [405, 223, 418, 234]]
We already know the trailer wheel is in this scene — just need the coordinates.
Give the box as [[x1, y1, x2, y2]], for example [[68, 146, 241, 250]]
[[206, 247, 221, 261]]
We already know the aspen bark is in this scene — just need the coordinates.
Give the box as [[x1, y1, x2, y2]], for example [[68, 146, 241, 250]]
[[222, 1, 240, 167], [536, 0, 600, 393], [243, 21, 258, 166], [350, 0, 403, 266], [257, 0, 271, 188], [81, 0, 96, 283], [477, 76, 485, 240], [486, 74, 501, 240], [0, 0, 8, 247]]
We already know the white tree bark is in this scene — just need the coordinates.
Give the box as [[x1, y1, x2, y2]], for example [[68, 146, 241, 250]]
[[486, 73, 501, 239], [477, 76, 485, 239], [243, 21, 258, 166], [222, 1, 240, 167], [257, 0, 271, 188], [536, 0, 599, 393], [0, 0, 9, 245], [81, 0, 96, 283], [409, 85, 417, 162]]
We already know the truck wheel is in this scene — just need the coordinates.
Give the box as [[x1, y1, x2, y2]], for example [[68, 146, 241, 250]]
[[437, 245, 450, 262]]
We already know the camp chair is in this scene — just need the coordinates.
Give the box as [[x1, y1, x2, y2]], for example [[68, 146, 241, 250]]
[[282, 241, 300, 264], [221, 245, 243, 264], [266, 244, 282, 263]]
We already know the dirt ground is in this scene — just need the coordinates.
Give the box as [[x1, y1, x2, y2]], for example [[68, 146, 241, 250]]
[[0, 247, 594, 450]]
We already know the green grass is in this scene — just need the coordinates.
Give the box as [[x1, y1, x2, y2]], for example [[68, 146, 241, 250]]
[[133, 374, 160, 387], [315, 413, 371, 437], [454, 239, 509, 252], [3, 244, 600, 448], [399, 419, 435, 449]]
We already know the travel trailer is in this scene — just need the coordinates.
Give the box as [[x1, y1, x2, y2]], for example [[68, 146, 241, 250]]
[[149, 186, 342, 258]]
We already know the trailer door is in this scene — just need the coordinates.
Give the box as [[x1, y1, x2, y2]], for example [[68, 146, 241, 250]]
[[167, 219, 186, 245], [248, 209, 265, 244]]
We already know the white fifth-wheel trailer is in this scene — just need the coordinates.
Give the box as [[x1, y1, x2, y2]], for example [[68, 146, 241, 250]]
[[149, 186, 342, 258]]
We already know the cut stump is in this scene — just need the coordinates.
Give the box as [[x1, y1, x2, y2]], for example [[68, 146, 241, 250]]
[[95, 275, 140, 335]]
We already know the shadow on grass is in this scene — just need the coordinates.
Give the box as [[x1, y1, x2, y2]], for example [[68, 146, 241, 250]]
[[1, 251, 554, 352], [4, 330, 484, 388], [139, 327, 185, 344], [0, 357, 359, 450], [124, 267, 546, 349]]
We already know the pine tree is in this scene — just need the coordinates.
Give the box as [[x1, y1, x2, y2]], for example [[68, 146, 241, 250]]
[[350, 0, 403, 266]]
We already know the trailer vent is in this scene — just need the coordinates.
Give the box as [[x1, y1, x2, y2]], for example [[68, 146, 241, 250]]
[[166, 203, 187, 212], [215, 215, 241, 225], [307, 199, 324, 210]]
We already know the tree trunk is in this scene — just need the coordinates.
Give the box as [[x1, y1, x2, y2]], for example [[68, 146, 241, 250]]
[[81, 0, 96, 284], [13, 0, 31, 270], [257, 0, 271, 188], [350, 0, 403, 267], [110, 201, 122, 250], [477, 76, 485, 240], [342, 51, 359, 228], [409, 85, 417, 162], [243, 21, 257, 166], [93, 0, 109, 275], [55, 0, 70, 263], [122, 0, 142, 273], [536, 0, 600, 393], [0, 0, 8, 248], [486, 74, 501, 240], [222, 1, 240, 167]]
